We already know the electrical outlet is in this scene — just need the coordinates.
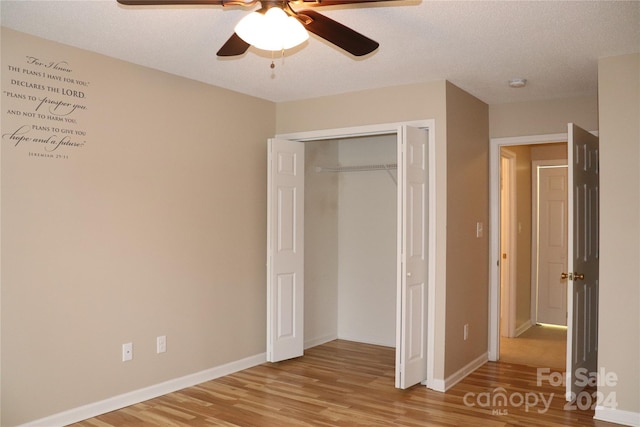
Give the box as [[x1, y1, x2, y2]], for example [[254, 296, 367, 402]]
[[463, 324, 469, 341], [157, 335, 166, 354], [122, 342, 133, 361], [476, 222, 483, 238]]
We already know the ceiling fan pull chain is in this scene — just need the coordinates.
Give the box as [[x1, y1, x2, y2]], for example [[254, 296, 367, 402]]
[[269, 49, 285, 69]]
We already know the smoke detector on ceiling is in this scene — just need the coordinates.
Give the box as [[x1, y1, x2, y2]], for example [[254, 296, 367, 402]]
[[509, 78, 527, 88]]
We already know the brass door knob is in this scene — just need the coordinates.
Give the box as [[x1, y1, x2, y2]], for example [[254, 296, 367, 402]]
[[561, 272, 585, 281]]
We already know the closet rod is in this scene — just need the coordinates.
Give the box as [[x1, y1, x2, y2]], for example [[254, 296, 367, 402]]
[[315, 163, 397, 173]]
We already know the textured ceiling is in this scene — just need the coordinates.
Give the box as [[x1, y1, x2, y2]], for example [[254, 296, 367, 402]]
[[2, 0, 639, 104]]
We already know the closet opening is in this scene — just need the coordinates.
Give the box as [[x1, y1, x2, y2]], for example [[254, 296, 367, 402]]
[[304, 134, 398, 349], [267, 119, 435, 389]]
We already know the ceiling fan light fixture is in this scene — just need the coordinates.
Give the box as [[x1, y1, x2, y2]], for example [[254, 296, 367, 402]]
[[235, 7, 309, 52]]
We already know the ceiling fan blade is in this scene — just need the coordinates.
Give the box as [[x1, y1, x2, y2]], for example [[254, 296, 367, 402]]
[[298, 9, 378, 56], [217, 33, 251, 56]]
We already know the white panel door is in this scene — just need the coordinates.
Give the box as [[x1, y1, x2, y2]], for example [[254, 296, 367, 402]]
[[565, 123, 599, 400], [537, 165, 568, 326], [396, 126, 428, 389], [267, 138, 304, 362]]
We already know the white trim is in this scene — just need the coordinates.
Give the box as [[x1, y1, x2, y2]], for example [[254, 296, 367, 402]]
[[17, 353, 266, 427], [426, 123, 437, 389], [395, 128, 405, 387], [429, 377, 447, 392], [594, 406, 640, 427], [276, 120, 434, 142], [500, 149, 518, 338], [277, 119, 437, 389], [430, 353, 488, 392]]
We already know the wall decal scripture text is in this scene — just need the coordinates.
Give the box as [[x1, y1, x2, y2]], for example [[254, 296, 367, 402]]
[[2, 55, 90, 160]]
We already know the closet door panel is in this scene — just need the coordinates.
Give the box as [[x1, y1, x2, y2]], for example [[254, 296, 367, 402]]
[[397, 126, 428, 389], [267, 138, 304, 362]]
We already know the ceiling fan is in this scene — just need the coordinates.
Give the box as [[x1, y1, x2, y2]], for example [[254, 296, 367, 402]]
[[115, 0, 401, 57]]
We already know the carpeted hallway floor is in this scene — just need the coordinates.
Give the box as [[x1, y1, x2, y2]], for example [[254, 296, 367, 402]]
[[500, 324, 566, 369]]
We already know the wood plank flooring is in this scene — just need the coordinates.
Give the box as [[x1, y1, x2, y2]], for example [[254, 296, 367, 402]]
[[70, 340, 618, 427]]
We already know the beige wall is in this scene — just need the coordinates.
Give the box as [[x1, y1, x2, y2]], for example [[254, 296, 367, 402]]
[[276, 83, 446, 135], [1, 28, 275, 426], [490, 95, 598, 138], [597, 53, 640, 418], [443, 82, 490, 377], [531, 142, 567, 161]]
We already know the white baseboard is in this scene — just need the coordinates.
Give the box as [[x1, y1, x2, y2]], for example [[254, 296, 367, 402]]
[[17, 352, 266, 427], [595, 406, 640, 427], [304, 333, 338, 349], [430, 352, 488, 392]]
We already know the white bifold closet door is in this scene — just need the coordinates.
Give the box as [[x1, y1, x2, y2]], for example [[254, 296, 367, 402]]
[[266, 138, 304, 363], [395, 126, 428, 389], [266, 126, 429, 390]]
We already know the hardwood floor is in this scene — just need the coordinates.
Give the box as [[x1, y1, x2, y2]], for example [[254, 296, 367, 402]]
[[71, 340, 618, 427]]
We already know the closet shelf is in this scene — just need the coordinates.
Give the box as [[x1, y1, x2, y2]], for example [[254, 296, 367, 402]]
[[315, 163, 397, 173]]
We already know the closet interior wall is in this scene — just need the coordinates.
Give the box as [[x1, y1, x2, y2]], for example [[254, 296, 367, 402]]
[[304, 135, 397, 348]]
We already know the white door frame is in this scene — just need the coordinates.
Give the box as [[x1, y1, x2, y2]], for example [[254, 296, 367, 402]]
[[499, 149, 517, 338], [277, 119, 436, 387], [489, 133, 568, 361]]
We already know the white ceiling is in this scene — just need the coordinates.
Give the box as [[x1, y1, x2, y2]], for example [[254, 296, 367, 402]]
[[2, 0, 639, 104]]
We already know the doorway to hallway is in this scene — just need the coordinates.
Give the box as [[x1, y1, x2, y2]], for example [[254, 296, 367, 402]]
[[496, 142, 568, 368]]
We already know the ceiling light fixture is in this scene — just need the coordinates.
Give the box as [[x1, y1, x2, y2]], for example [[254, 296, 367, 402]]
[[508, 78, 527, 88], [235, 6, 308, 52]]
